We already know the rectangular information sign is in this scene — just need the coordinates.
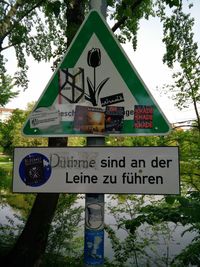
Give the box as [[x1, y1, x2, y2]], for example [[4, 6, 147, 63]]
[[13, 147, 180, 194]]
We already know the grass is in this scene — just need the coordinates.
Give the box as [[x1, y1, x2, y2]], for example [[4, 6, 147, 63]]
[[0, 157, 11, 163], [0, 154, 12, 190], [0, 169, 12, 190], [0, 153, 12, 163]]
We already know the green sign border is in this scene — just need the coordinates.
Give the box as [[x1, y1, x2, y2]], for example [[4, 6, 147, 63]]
[[23, 10, 171, 136]]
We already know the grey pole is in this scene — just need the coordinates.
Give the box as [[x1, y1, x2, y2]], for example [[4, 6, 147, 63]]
[[84, 2, 107, 267], [89, 0, 107, 18]]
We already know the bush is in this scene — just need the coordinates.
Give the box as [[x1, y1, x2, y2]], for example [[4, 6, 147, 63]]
[[0, 166, 11, 190]]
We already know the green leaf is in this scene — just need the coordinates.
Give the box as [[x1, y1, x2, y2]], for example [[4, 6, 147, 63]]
[[45, 1, 61, 17], [165, 0, 180, 8], [165, 196, 176, 205], [178, 197, 190, 207]]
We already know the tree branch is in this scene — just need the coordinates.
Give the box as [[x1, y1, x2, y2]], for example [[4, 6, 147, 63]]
[[112, 0, 144, 32], [185, 71, 200, 133], [0, 0, 9, 6], [0, 0, 10, 14], [0, 0, 23, 37], [1, 40, 22, 51], [0, 0, 45, 51]]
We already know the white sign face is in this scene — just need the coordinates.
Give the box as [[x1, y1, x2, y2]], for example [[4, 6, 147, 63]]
[[13, 147, 180, 194]]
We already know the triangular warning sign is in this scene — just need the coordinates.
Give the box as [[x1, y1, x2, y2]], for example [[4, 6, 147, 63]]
[[23, 10, 171, 137]]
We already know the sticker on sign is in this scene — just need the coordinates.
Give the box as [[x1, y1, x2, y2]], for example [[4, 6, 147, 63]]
[[13, 147, 180, 194], [29, 107, 60, 129]]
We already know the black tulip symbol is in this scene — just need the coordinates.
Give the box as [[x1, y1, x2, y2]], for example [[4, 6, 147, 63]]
[[87, 48, 101, 68], [85, 48, 109, 106]]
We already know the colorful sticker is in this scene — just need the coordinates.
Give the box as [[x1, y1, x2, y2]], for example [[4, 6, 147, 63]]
[[74, 105, 105, 134], [84, 229, 104, 265], [105, 106, 124, 133], [134, 105, 153, 129], [19, 153, 52, 187]]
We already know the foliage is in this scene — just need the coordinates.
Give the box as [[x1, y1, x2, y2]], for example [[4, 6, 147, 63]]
[[68, 137, 86, 146], [105, 194, 179, 266], [0, 164, 12, 191], [0, 143, 86, 266], [111, 0, 154, 49], [0, 0, 66, 89], [0, 101, 87, 153], [0, 0, 193, 95], [0, 154, 84, 265], [0, 191, 35, 258], [0, 155, 11, 162], [157, 1, 200, 131], [0, 74, 18, 106], [104, 128, 200, 266], [0, 210, 24, 258], [0, 192, 84, 266], [126, 193, 200, 233], [124, 192, 200, 266], [106, 189, 200, 266], [46, 194, 84, 262], [0, 103, 48, 155], [106, 135, 160, 147], [105, 195, 148, 267], [41, 252, 83, 267]]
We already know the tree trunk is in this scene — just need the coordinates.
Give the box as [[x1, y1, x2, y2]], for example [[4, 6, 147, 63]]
[[2, 1, 85, 266], [3, 193, 60, 267]]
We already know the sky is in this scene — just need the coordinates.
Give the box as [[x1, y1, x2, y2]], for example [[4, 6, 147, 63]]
[[5, 1, 200, 124]]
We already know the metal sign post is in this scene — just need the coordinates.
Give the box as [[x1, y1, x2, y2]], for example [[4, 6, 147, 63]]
[[84, 137, 105, 267], [84, 2, 106, 267]]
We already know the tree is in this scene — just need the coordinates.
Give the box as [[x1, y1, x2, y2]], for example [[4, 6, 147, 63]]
[[0, 108, 27, 154], [45, 194, 84, 266], [2, 1, 85, 266], [0, 0, 181, 90], [0, 74, 18, 106], [159, 2, 200, 133], [124, 192, 200, 266], [0, 102, 47, 155], [122, 128, 200, 266], [104, 129, 200, 266], [0, 0, 65, 89]]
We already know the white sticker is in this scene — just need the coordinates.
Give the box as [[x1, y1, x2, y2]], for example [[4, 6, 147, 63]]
[[30, 107, 60, 129]]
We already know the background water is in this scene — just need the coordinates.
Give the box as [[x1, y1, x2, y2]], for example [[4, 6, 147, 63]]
[[0, 195, 197, 266]]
